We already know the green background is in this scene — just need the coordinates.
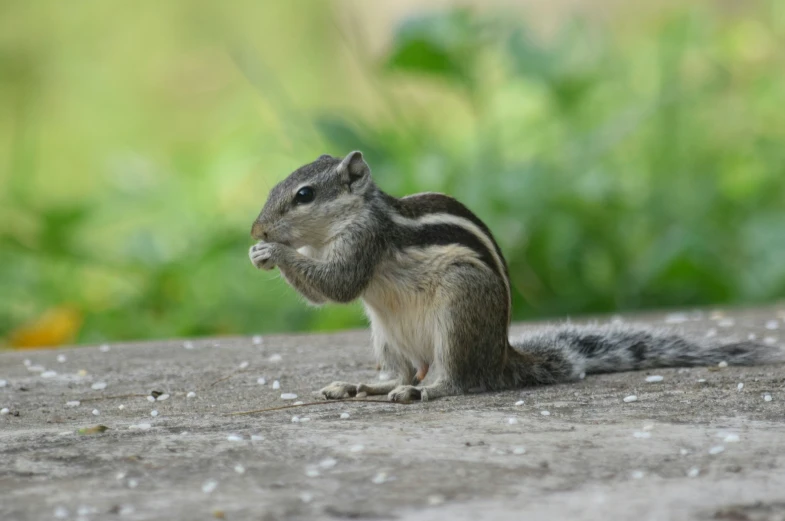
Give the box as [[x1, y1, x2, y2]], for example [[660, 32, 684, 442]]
[[1, 1, 784, 347]]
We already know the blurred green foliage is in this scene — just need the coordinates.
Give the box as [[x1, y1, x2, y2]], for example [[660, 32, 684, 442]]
[[1, 1, 784, 346]]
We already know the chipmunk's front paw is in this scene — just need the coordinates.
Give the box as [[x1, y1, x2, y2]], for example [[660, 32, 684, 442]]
[[388, 385, 422, 403], [249, 242, 278, 271], [319, 381, 358, 400]]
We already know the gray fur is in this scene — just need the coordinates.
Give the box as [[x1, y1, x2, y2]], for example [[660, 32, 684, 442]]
[[249, 152, 783, 402]]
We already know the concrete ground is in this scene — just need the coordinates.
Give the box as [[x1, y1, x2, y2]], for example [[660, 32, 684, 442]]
[[2, 307, 785, 521]]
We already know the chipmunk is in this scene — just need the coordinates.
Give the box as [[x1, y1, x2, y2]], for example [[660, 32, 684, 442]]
[[249, 151, 780, 402]]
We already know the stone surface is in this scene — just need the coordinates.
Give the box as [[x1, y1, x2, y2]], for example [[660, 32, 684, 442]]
[[1, 307, 785, 521]]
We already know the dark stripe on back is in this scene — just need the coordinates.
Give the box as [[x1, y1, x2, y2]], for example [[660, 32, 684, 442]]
[[395, 223, 503, 284], [381, 192, 510, 280]]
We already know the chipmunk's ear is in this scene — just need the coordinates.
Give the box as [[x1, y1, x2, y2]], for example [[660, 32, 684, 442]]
[[337, 151, 371, 191]]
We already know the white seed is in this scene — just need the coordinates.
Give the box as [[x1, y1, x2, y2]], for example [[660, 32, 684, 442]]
[[708, 445, 725, 455], [92, 409, 100, 416], [54, 506, 69, 519], [665, 313, 688, 324], [99, 344, 111, 352], [540, 410, 551, 416], [679, 448, 690, 456], [705, 328, 717, 338], [239, 361, 249, 369], [697, 379, 707, 383], [378, 372, 392, 381], [118, 405, 125, 410], [427, 495, 446, 506], [293, 401, 303, 405], [737, 383, 744, 391], [91, 382, 107, 390], [269, 354, 282, 362], [24, 359, 31, 366], [0, 408, 9, 415], [340, 412, 350, 419], [349, 444, 365, 453], [257, 377, 266, 385], [623, 395, 638, 403], [57, 354, 67, 363], [156, 394, 170, 401], [251, 435, 264, 441], [128, 423, 151, 430], [227, 435, 243, 442], [305, 468, 320, 477], [633, 431, 651, 439], [748, 333, 757, 340], [718, 318, 735, 328], [127, 479, 138, 489], [723, 434, 740, 443], [513, 447, 526, 455], [272, 380, 281, 390], [0, 379, 6, 387], [515, 400, 525, 406], [147, 396, 156, 402], [764, 394, 773, 402], [201, 480, 218, 494], [150, 410, 158, 417], [371, 472, 388, 484], [687, 467, 700, 478], [631, 470, 645, 479], [252, 335, 263, 345], [646, 375, 664, 383], [183, 341, 194, 349], [507, 417, 519, 424], [27, 364, 45, 372], [319, 458, 337, 469], [291, 416, 300, 423], [281, 393, 298, 400], [66, 401, 80, 407], [186, 392, 196, 398], [718, 361, 728, 368], [764, 337, 778, 345], [234, 465, 245, 474], [765, 320, 779, 330], [300, 492, 314, 503], [579, 372, 586, 380]]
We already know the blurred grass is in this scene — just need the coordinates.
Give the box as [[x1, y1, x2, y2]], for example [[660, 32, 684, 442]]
[[1, 0, 784, 347]]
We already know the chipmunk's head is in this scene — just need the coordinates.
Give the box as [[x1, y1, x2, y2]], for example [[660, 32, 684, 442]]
[[251, 151, 375, 249]]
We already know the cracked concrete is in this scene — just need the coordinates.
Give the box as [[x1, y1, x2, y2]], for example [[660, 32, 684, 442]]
[[1, 307, 784, 521]]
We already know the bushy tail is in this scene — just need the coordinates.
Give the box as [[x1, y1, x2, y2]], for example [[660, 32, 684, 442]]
[[506, 323, 784, 386]]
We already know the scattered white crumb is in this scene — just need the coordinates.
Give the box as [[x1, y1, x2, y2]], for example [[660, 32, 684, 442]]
[[54, 506, 69, 519], [91, 409, 100, 416], [319, 458, 337, 469], [665, 313, 688, 324], [118, 506, 135, 515], [291, 416, 300, 423], [540, 410, 551, 416], [748, 333, 757, 341], [183, 341, 194, 349], [99, 344, 111, 352], [293, 401, 304, 405], [513, 447, 526, 455], [150, 410, 158, 417], [718, 318, 735, 328], [623, 395, 638, 403], [646, 375, 664, 383], [764, 394, 772, 402], [57, 354, 67, 363], [24, 359, 31, 366], [737, 383, 744, 391], [349, 444, 365, 453], [281, 393, 298, 400], [234, 465, 245, 474], [0, 379, 6, 387], [630, 470, 645, 479], [305, 468, 320, 478], [91, 382, 107, 390], [507, 417, 519, 424], [299, 417, 310, 422], [118, 405, 125, 410], [679, 448, 690, 456], [272, 380, 281, 390], [127, 479, 138, 489], [708, 445, 725, 455], [765, 320, 779, 330], [251, 435, 264, 441], [300, 492, 314, 503], [27, 365, 45, 372], [371, 472, 388, 484], [718, 361, 728, 368], [764, 337, 777, 345], [340, 412, 350, 419], [579, 372, 586, 380], [642, 423, 654, 431], [378, 372, 392, 381], [227, 435, 243, 442], [515, 400, 525, 406], [58, 430, 72, 436], [705, 328, 717, 338], [633, 431, 651, 439], [1, 408, 10, 415], [156, 394, 170, 401], [252, 335, 263, 345], [239, 361, 249, 369], [128, 423, 151, 430], [66, 401, 80, 407], [687, 467, 700, 478], [257, 377, 266, 385], [201, 480, 218, 494], [427, 495, 446, 506], [186, 392, 196, 398], [116, 472, 126, 480], [147, 396, 156, 402], [269, 354, 282, 363], [723, 434, 740, 443], [698, 379, 707, 383]]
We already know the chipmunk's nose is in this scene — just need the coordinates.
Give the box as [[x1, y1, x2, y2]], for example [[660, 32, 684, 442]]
[[251, 221, 268, 241]]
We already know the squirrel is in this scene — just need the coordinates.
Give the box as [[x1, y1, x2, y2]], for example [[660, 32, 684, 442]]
[[248, 151, 781, 402]]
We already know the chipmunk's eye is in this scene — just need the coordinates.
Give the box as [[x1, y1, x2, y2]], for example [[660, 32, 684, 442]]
[[293, 186, 315, 205]]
